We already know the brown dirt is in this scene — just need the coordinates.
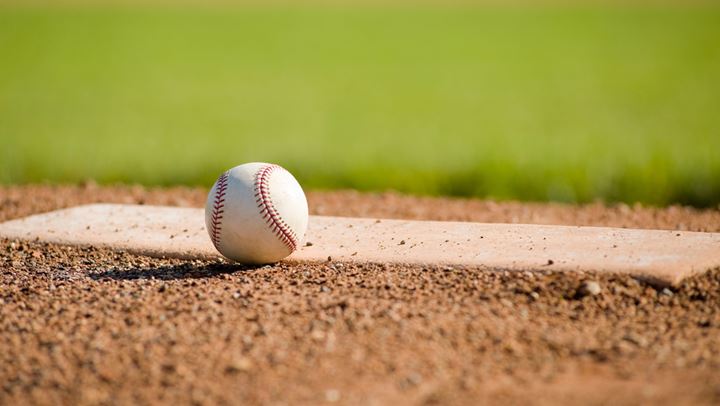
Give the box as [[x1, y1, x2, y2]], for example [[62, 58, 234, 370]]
[[1, 184, 720, 405]]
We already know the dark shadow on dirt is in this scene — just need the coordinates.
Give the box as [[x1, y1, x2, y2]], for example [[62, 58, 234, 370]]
[[89, 262, 257, 281]]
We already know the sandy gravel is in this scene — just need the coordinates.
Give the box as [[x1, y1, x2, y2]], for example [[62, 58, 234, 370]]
[[1, 185, 719, 405]]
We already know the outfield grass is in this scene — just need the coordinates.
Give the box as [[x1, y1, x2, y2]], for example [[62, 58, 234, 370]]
[[1, 7, 719, 206]]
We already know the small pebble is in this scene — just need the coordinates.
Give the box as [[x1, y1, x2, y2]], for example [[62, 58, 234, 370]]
[[577, 280, 602, 297], [325, 389, 341, 402], [226, 356, 253, 373]]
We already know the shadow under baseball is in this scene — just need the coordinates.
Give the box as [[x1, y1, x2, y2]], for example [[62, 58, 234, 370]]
[[89, 261, 257, 281]]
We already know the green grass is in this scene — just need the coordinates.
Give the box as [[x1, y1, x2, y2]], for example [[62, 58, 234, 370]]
[[1, 7, 719, 206]]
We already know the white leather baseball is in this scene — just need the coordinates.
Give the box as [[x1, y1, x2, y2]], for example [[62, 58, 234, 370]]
[[205, 162, 309, 264]]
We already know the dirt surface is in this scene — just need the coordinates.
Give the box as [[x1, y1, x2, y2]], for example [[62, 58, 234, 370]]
[[2, 184, 720, 405]]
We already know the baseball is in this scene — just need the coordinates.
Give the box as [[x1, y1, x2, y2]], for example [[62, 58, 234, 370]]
[[205, 162, 309, 264]]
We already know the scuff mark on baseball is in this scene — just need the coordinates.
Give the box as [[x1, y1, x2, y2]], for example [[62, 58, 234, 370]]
[[205, 162, 309, 264]]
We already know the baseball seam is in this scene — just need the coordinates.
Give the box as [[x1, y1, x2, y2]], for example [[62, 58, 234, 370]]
[[254, 165, 299, 252], [210, 171, 229, 249]]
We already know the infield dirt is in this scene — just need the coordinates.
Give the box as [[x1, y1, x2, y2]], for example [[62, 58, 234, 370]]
[[1, 185, 720, 405]]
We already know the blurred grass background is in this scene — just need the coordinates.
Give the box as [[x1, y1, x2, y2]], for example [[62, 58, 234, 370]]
[[1, 5, 719, 206]]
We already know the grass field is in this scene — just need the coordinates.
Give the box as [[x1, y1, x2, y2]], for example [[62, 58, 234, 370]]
[[1, 7, 719, 206]]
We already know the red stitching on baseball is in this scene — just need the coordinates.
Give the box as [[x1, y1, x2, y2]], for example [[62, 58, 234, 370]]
[[210, 171, 229, 249], [254, 165, 299, 252]]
